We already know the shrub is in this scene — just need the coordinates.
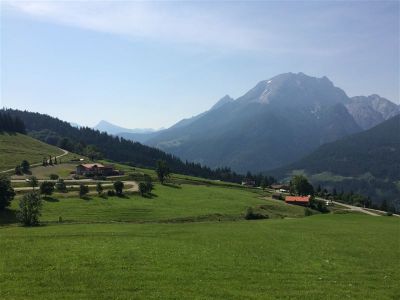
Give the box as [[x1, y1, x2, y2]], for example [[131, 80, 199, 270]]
[[107, 190, 115, 196], [49, 174, 59, 180], [55, 179, 67, 193], [113, 181, 124, 196], [40, 181, 55, 196], [304, 208, 313, 216], [18, 192, 42, 226], [79, 184, 89, 198], [244, 207, 268, 220], [27, 176, 38, 191], [138, 182, 147, 196], [21, 160, 30, 173], [0, 175, 15, 210], [96, 182, 103, 195], [15, 165, 22, 175]]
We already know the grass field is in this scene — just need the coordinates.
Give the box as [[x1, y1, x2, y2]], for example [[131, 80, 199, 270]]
[[0, 133, 64, 171], [6, 184, 306, 224], [0, 215, 398, 299], [1, 136, 399, 299]]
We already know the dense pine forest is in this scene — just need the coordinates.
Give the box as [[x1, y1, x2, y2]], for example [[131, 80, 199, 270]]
[[0, 112, 26, 133]]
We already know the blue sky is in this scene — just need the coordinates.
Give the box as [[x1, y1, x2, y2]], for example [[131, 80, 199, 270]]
[[1, 1, 399, 129]]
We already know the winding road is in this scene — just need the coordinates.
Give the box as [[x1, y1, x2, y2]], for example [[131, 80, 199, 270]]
[[0, 148, 69, 174]]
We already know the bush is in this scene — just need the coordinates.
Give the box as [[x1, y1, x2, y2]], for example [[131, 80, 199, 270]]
[[40, 181, 55, 195], [310, 199, 329, 213], [113, 181, 124, 196], [21, 160, 30, 173], [107, 190, 115, 196], [0, 175, 15, 210], [49, 174, 59, 180], [304, 208, 313, 216], [18, 192, 42, 226], [55, 179, 67, 193], [15, 165, 22, 175], [96, 182, 103, 195], [244, 207, 268, 220], [79, 184, 89, 198]]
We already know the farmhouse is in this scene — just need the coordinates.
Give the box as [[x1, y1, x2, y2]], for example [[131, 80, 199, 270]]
[[271, 184, 290, 192], [76, 163, 118, 177], [285, 195, 311, 206]]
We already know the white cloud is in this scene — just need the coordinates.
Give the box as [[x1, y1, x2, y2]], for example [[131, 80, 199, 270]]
[[5, 1, 273, 51], [4, 0, 385, 56]]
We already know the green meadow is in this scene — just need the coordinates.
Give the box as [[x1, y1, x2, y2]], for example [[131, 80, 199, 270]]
[[1, 144, 399, 299], [1, 215, 398, 299]]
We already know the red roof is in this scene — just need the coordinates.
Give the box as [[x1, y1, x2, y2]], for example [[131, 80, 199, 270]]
[[285, 196, 310, 203]]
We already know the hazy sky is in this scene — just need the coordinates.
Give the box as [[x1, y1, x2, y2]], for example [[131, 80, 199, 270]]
[[1, 1, 399, 129]]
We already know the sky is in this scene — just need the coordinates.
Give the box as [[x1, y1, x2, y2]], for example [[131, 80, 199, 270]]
[[1, 0, 399, 129]]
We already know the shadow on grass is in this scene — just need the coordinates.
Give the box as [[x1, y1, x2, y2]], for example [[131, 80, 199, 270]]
[[117, 194, 129, 199], [141, 192, 158, 199], [0, 209, 18, 225], [163, 183, 181, 189], [42, 196, 59, 202]]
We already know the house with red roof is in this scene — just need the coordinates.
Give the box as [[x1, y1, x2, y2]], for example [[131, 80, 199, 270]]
[[285, 195, 311, 206], [76, 163, 118, 177]]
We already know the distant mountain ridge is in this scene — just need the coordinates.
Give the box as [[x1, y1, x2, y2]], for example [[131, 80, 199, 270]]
[[346, 94, 400, 130], [143, 72, 398, 173], [94, 120, 156, 135]]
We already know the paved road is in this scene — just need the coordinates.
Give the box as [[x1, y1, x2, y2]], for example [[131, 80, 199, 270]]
[[0, 148, 69, 174]]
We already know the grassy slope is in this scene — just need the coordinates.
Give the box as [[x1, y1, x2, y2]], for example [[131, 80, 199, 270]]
[[0, 215, 398, 299], [8, 184, 306, 224], [0, 133, 63, 171]]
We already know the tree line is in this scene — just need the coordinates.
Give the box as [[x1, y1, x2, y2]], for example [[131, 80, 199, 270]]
[[0, 112, 26, 133]]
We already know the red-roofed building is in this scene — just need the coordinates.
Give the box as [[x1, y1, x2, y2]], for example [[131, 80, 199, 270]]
[[285, 195, 311, 206], [76, 163, 117, 177]]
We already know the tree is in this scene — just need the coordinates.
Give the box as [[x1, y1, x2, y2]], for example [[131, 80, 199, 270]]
[[79, 184, 89, 198], [96, 182, 103, 196], [54, 157, 58, 165], [49, 174, 59, 180], [40, 181, 55, 196], [55, 179, 67, 193], [113, 181, 124, 196], [138, 182, 147, 196], [0, 175, 15, 210], [316, 185, 322, 196], [260, 177, 267, 190], [156, 160, 170, 184], [18, 192, 42, 226], [28, 176, 38, 191], [380, 199, 388, 212], [15, 165, 22, 175], [21, 160, 30, 173], [289, 175, 314, 196]]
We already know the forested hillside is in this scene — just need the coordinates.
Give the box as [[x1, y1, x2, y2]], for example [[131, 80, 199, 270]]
[[2, 109, 252, 183], [273, 115, 400, 209]]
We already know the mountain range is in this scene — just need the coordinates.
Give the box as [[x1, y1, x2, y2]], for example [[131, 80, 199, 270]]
[[94, 120, 157, 135], [125, 72, 398, 173]]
